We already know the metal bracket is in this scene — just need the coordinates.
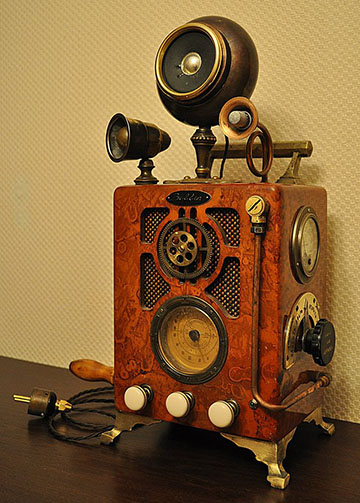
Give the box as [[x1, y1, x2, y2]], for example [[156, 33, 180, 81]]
[[303, 406, 336, 436], [276, 151, 301, 184], [100, 411, 161, 445], [221, 406, 334, 489], [222, 428, 296, 489]]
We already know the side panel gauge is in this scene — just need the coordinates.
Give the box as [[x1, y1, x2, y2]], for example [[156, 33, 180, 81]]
[[151, 297, 227, 384], [290, 206, 320, 284]]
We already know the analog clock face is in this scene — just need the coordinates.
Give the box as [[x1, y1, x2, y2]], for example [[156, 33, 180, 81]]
[[151, 297, 227, 384], [291, 207, 320, 284]]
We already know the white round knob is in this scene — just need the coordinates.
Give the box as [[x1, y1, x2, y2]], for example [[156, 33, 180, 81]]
[[124, 385, 148, 411], [166, 392, 192, 418], [208, 400, 236, 428]]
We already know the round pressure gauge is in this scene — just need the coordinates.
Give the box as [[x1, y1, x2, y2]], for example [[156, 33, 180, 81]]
[[151, 297, 227, 384], [291, 206, 320, 284]]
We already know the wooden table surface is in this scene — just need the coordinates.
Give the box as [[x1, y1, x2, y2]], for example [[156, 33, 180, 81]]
[[1, 356, 359, 503]]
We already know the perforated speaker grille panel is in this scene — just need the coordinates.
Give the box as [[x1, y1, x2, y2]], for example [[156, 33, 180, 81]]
[[206, 208, 240, 247], [141, 207, 170, 243], [141, 253, 170, 309], [206, 257, 240, 318]]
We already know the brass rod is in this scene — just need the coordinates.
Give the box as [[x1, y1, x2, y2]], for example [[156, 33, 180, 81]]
[[210, 140, 313, 160]]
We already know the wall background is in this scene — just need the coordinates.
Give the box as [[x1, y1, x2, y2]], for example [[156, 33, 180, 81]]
[[1, 0, 359, 423]]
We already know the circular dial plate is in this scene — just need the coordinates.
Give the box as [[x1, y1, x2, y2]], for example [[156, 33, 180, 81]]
[[151, 297, 227, 384], [284, 292, 320, 369], [159, 305, 219, 374], [291, 206, 320, 283]]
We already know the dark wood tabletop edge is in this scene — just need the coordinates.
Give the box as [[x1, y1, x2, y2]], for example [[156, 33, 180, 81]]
[[1, 356, 360, 503], [3, 356, 360, 426]]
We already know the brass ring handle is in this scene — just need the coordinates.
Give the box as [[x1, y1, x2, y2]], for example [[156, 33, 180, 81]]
[[246, 122, 274, 182]]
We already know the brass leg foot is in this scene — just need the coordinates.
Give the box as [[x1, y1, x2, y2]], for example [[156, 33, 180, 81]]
[[101, 411, 161, 445], [304, 406, 335, 436], [222, 428, 296, 489]]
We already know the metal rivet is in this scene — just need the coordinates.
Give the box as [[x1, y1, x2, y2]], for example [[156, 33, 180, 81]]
[[249, 399, 258, 410]]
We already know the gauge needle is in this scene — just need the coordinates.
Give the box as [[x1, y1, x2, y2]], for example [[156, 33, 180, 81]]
[[195, 338, 206, 362], [189, 329, 206, 362]]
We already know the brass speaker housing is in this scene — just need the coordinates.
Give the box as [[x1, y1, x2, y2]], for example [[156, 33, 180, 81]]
[[155, 16, 259, 127]]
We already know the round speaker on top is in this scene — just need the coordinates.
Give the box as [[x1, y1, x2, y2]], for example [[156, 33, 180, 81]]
[[155, 16, 259, 127], [156, 22, 226, 101]]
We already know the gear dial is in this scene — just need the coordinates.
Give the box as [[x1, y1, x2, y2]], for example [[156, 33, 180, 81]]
[[158, 218, 212, 280], [166, 230, 198, 267]]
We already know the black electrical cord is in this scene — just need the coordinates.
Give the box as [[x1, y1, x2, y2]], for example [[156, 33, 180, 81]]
[[219, 134, 229, 179], [47, 386, 116, 443]]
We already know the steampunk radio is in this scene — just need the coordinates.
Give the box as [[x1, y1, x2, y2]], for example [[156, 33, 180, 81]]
[[71, 16, 336, 489]]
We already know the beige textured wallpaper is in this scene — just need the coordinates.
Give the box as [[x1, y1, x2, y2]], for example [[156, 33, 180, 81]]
[[1, 0, 359, 423]]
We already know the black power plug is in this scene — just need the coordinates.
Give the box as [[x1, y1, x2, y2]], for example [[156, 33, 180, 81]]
[[13, 388, 72, 417]]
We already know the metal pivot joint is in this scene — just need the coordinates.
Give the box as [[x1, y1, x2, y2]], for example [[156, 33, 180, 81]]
[[191, 127, 217, 179], [134, 159, 159, 185]]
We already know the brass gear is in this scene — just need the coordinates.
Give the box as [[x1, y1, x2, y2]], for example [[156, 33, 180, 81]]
[[158, 218, 213, 280]]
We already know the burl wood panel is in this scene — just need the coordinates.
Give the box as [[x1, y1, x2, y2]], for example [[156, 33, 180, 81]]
[[113, 182, 327, 442]]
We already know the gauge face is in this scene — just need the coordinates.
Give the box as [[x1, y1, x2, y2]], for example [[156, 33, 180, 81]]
[[300, 217, 319, 275], [151, 297, 227, 384], [291, 207, 320, 284]]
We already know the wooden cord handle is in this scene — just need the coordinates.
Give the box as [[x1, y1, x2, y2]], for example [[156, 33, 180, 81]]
[[69, 359, 114, 385]]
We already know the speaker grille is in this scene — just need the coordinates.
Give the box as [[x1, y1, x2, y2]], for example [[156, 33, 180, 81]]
[[141, 208, 170, 243], [206, 208, 240, 247], [141, 253, 170, 309], [205, 257, 240, 318]]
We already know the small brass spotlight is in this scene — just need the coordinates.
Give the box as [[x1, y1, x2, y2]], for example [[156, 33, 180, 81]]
[[106, 113, 171, 184]]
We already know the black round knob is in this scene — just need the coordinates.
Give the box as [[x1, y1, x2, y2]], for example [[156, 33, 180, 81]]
[[304, 319, 336, 366]]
